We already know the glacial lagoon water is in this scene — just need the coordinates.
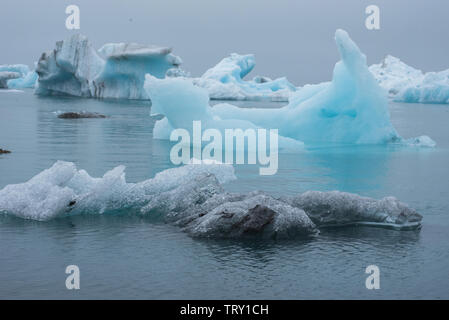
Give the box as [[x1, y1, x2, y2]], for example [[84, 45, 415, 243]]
[[1, 89, 449, 299]]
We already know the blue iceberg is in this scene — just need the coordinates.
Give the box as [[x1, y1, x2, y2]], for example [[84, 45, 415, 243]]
[[145, 29, 435, 147], [0, 64, 37, 89], [145, 75, 304, 152], [35, 34, 183, 99]]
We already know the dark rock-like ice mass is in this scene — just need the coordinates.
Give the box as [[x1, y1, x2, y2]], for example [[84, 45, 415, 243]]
[[0, 161, 422, 238]]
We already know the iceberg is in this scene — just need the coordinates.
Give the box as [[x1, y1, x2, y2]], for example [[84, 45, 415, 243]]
[[145, 75, 305, 151], [0, 161, 422, 235], [0, 71, 20, 88], [35, 34, 104, 97], [193, 53, 297, 101], [0, 160, 235, 221], [0, 64, 37, 89], [285, 191, 422, 230], [146, 29, 435, 147], [92, 43, 183, 99], [370, 55, 449, 104], [35, 34, 183, 99]]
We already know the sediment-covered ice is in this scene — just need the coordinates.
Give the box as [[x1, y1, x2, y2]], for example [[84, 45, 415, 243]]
[[146, 29, 435, 147], [285, 191, 422, 230], [0, 162, 422, 235], [35, 34, 183, 99], [193, 53, 297, 101], [35, 34, 104, 97], [370, 55, 449, 104]]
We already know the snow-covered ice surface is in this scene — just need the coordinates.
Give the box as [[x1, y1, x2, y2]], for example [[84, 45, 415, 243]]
[[35, 34, 183, 99], [193, 53, 297, 101], [0, 161, 422, 234], [146, 29, 435, 148], [0, 64, 37, 89], [370, 55, 449, 104]]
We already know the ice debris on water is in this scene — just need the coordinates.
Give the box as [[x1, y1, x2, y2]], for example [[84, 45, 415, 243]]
[[0, 161, 422, 237]]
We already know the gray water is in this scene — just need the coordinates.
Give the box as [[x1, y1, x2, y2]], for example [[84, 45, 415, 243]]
[[1, 89, 449, 299]]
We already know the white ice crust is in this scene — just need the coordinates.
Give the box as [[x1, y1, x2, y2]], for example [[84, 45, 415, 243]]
[[370, 55, 449, 104], [193, 53, 297, 101]]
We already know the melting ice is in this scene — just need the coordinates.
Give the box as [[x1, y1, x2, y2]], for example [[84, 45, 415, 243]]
[[0, 161, 422, 237]]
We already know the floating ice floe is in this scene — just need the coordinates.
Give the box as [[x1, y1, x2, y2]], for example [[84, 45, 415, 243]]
[[0, 64, 37, 89], [35, 34, 183, 99], [193, 53, 297, 101], [146, 29, 435, 148], [0, 161, 422, 235], [284, 191, 423, 230], [370, 55, 449, 104]]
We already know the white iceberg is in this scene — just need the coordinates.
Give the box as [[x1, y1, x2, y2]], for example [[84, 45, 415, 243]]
[[146, 29, 435, 147], [370, 55, 449, 104], [0, 160, 235, 221], [35, 34, 183, 99], [193, 53, 297, 101], [0, 64, 37, 89], [0, 161, 422, 234]]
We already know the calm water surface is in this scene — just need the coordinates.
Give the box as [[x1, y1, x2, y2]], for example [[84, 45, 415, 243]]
[[0, 89, 448, 299]]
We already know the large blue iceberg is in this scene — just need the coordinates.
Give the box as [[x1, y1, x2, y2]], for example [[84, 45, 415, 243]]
[[146, 29, 435, 147], [370, 55, 449, 104], [193, 53, 297, 101], [35, 34, 183, 99], [0, 64, 37, 89]]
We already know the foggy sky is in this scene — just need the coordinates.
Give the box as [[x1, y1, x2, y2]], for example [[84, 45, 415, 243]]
[[1, 0, 448, 85]]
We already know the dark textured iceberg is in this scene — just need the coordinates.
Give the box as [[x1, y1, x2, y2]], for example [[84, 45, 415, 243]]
[[0, 161, 422, 239]]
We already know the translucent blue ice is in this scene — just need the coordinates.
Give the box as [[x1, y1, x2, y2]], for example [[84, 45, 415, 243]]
[[145, 29, 435, 147], [0, 64, 37, 89]]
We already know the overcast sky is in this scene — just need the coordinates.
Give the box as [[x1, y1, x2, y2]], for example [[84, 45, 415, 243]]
[[1, 0, 448, 85]]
